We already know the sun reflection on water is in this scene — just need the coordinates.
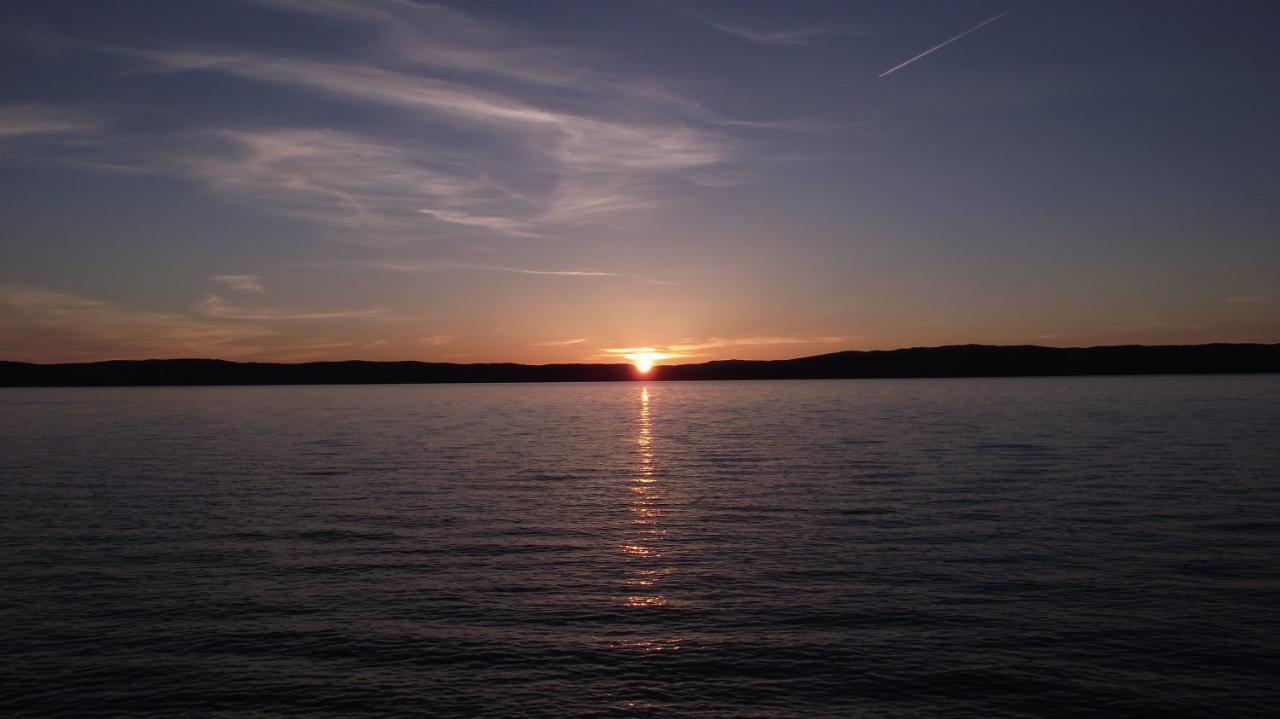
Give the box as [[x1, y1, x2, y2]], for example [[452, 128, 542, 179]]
[[619, 385, 672, 613], [609, 638, 683, 652]]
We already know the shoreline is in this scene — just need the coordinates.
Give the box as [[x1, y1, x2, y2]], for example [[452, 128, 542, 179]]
[[4, 343, 1278, 387]]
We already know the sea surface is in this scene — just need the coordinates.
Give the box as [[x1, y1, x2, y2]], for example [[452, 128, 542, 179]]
[[2, 376, 1279, 718]]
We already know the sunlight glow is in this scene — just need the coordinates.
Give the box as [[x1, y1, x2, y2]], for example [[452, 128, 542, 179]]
[[624, 350, 670, 373]]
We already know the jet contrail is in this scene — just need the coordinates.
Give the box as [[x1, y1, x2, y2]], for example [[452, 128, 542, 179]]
[[879, 8, 1013, 78]]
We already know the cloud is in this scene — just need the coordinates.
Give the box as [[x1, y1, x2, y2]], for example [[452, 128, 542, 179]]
[[145, 50, 734, 177], [249, 0, 742, 118], [419, 334, 454, 347], [530, 337, 587, 348], [181, 129, 506, 245], [7, 0, 832, 302], [598, 336, 844, 361], [359, 258, 665, 281], [28, 59, 736, 243], [139, 50, 563, 129], [120, 42, 737, 166], [687, 15, 862, 46], [0, 284, 271, 362], [665, 336, 844, 352], [600, 347, 686, 363], [1113, 318, 1203, 332], [4, 124, 507, 245], [1225, 295, 1266, 304], [52, 0, 749, 242], [0, 104, 96, 139], [194, 294, 383, 320], [477, 266, 616, 278], [416, 209, 539, 238], [542, 176, 667, 225], [262, 338, 364, 362], [249, 0, 597, 89], [212, 274, 266, 294]]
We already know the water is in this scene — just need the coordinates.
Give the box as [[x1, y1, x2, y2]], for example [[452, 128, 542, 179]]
[[2, 376, 1278, 717]]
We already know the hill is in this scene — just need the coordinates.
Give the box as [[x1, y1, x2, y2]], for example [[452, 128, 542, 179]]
[[2, 343, 1277, 387]]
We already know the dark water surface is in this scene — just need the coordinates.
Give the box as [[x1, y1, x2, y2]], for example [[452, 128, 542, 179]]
[[3, 377, 1279, 717]]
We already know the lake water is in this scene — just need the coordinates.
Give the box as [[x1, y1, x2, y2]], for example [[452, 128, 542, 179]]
[[2, 376, 1279, 717]]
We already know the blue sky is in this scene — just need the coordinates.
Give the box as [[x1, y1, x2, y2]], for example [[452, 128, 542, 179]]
[[1, 0, 1277, 363]]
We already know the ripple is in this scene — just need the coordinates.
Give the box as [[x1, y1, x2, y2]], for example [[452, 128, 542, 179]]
[[2, 376, 1279, 717]]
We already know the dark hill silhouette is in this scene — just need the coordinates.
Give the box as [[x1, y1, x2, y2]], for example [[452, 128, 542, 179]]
[[2, 343, 1278, 387]]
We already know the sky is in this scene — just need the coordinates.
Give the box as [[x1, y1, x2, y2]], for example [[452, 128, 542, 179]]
[[1, 0, 1277, 365]]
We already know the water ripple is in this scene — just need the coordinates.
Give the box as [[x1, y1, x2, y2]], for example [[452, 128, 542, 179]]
[[2, 376, 1278, 717]]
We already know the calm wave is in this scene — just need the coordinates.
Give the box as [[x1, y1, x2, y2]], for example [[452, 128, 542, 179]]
[[3, 377, 1279, 717]]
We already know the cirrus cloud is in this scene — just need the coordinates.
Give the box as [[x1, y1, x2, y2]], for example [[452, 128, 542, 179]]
[[0, 284, 272, 362]]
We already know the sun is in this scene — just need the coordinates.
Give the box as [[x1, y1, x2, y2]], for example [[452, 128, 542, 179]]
[[623, 351, 667, 374]]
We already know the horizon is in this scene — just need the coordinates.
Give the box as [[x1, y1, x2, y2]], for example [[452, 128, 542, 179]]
[[5, 340, 1278, 369], [3, 1, 1279, 363]]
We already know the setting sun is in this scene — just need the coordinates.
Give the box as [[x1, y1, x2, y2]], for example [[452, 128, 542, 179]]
[[623, 350, 670, 374]]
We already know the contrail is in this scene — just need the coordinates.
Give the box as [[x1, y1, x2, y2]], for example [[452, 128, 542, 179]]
[[879, 8, 1013, 78]]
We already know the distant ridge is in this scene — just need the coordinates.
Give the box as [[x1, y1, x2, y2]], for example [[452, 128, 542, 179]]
[[2, 344, 1278, 387]]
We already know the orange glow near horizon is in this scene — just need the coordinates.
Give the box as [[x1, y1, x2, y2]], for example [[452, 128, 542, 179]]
[[624, 351, 671, 374]]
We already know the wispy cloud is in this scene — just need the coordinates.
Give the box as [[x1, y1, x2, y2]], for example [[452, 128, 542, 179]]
[[355, 258, 672, 283], [416, 209, 539, 238], [265, 340, 362, 363], [1, 124, 508, 245], [475, 266, 617, 277], [664, 336, 844, 352], [879, 8, 1013, 78], [685, 13, 861, 46], [598, 336, 845, 361], [19, 0, 764, 246], [0, 284, 272, 362], [530, 337, 587, 348], [250, 0, 604, 89], [194, 294, 383, 321], [1225, 294, 1267, 304], [1113, 318, 1203, 332], [542, 176, 667, 226], [93, 39, 736, 229], [136, 50, 561, 130], [0, 104, 96, 139], [419, 334, 454, 347], [250, 0, 748, 122], [4, 114, 734, 252], [212, 274, 266, 294], [180, 129, 505, 245], [600, 347, 687, 363]]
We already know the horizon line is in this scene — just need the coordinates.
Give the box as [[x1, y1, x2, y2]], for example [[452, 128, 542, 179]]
[[4, 341, 1278, 368]]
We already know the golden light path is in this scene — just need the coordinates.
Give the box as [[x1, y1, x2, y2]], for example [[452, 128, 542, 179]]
[[609, 384, 687, 654], [624, 386, 663, 603]]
